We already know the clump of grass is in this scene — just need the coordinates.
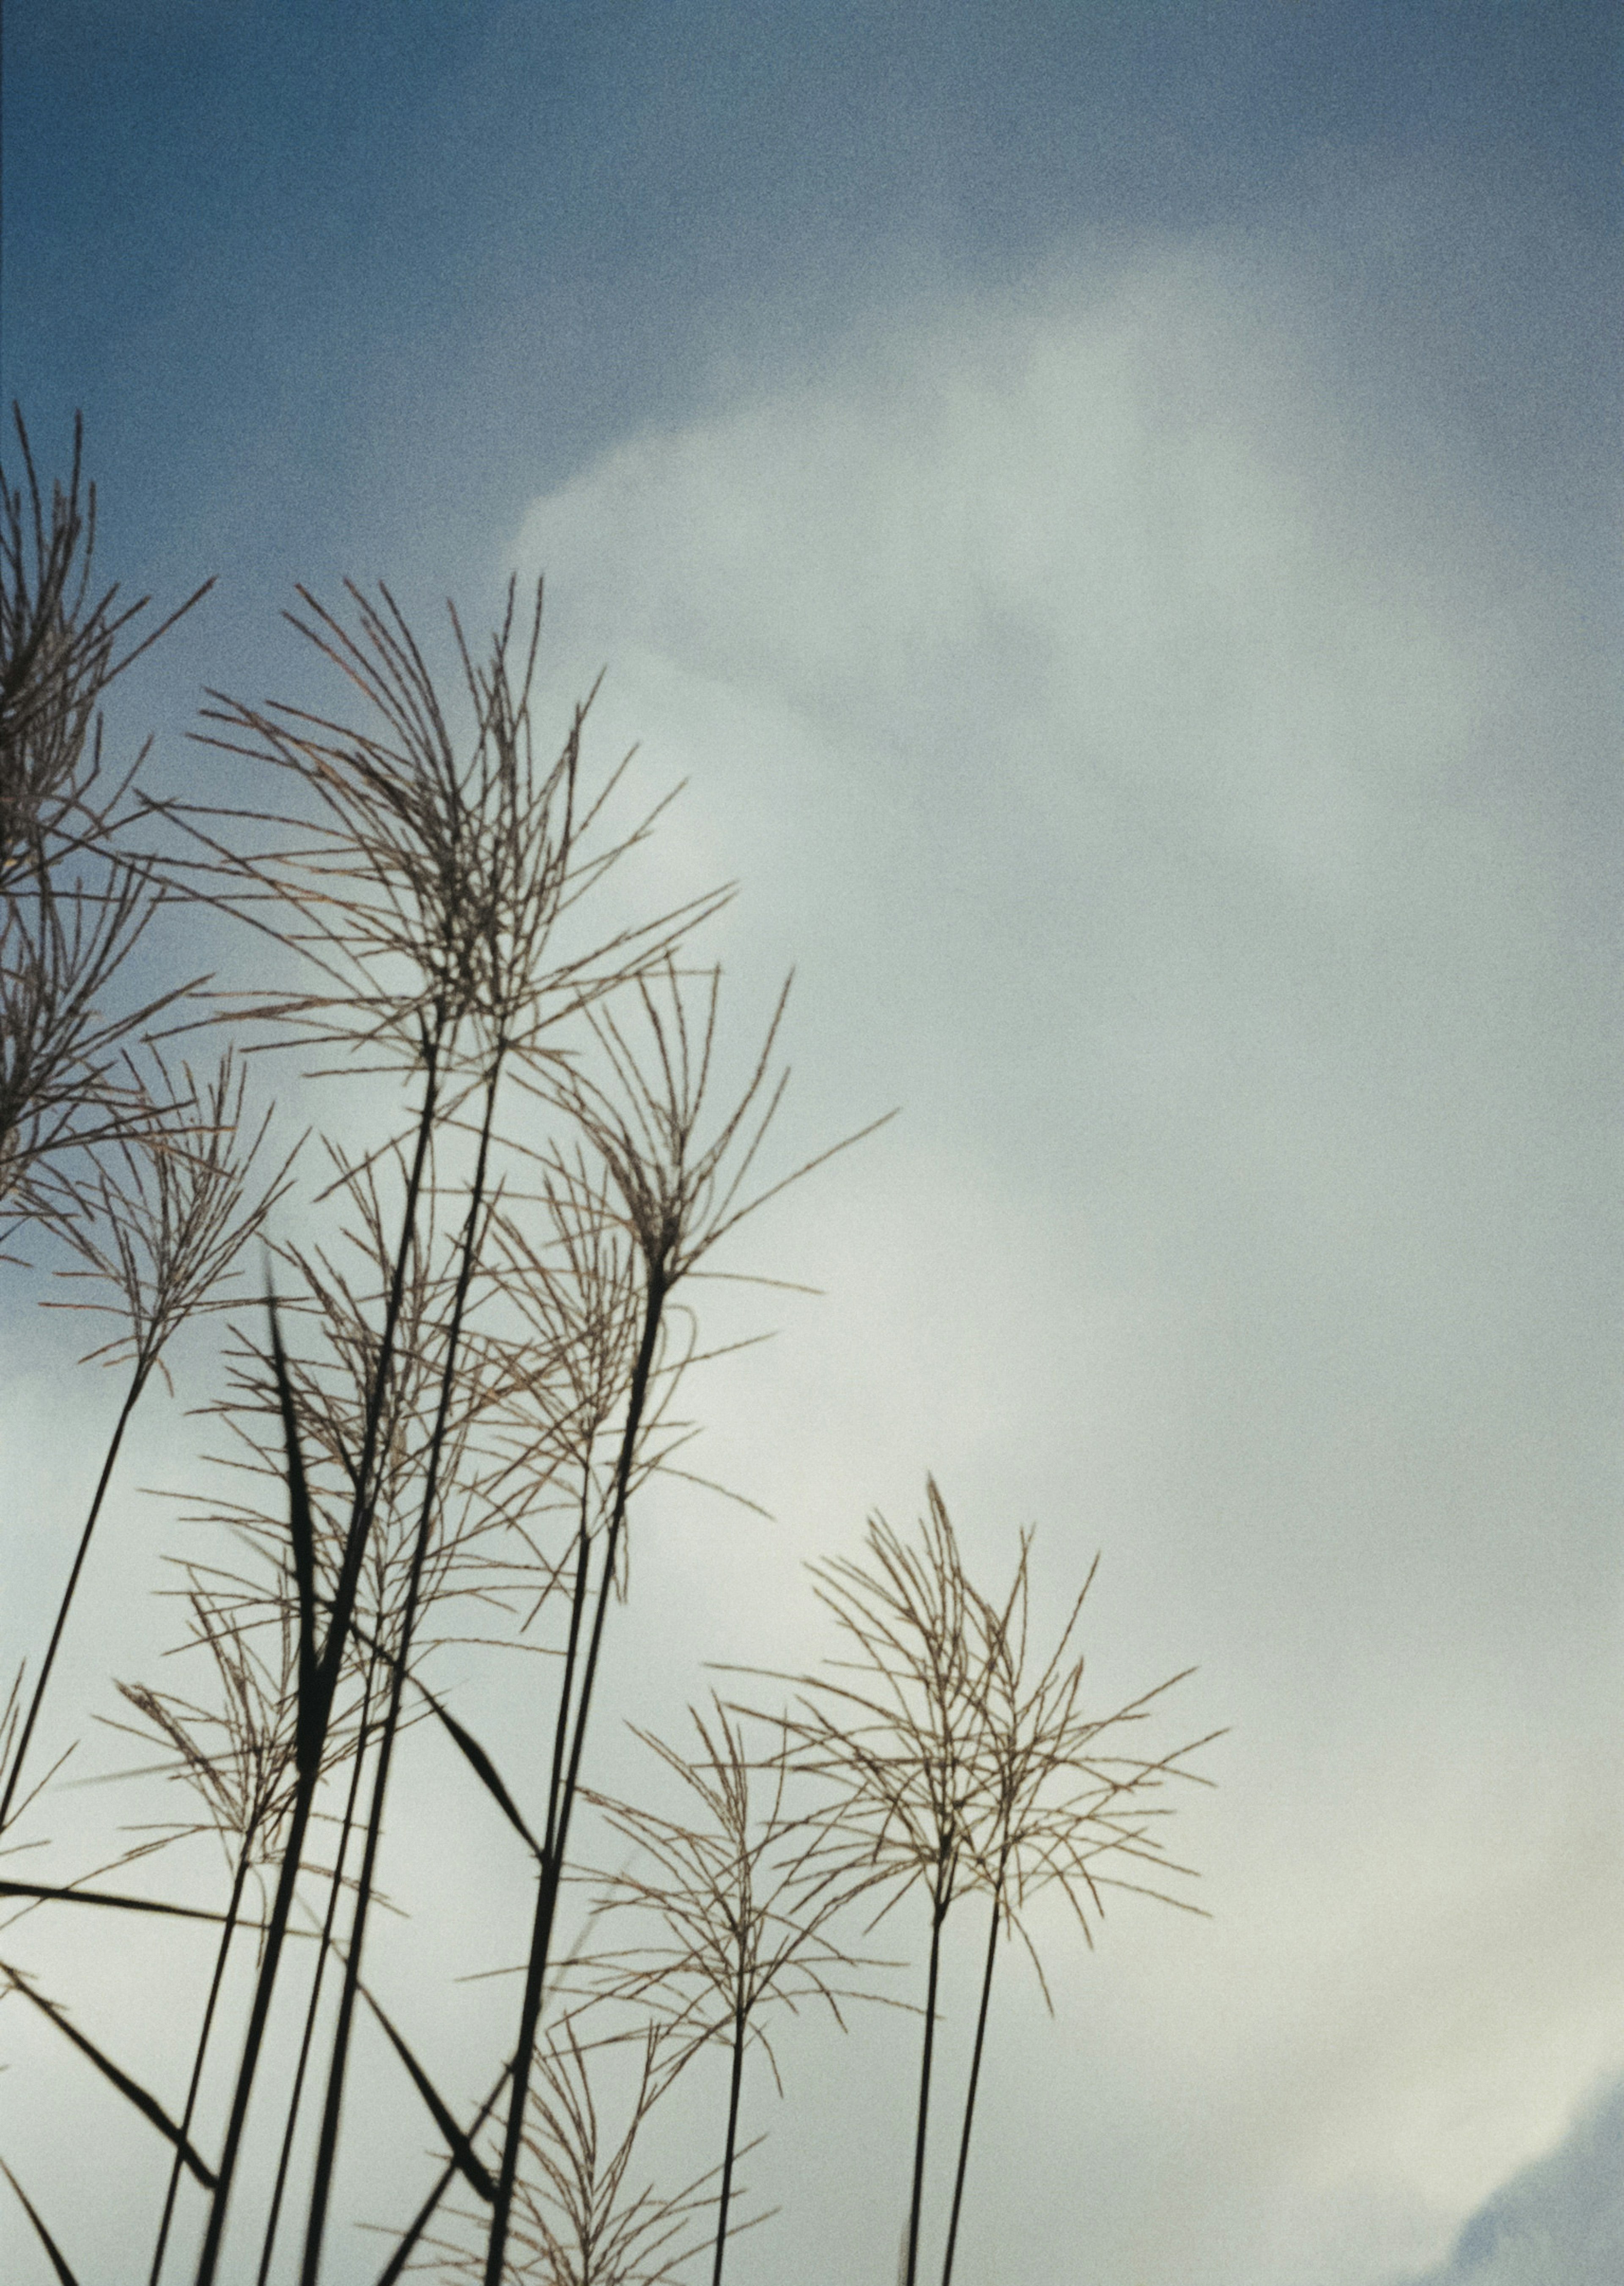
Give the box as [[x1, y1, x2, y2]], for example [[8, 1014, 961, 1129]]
[[731, 1479, 1219, 2286], [0, 408, 210, 1241], [0, 420, 1218, 2286], [579, 1697, 903, 2285], [429, 2023, 756, 2286], [1, 405, 220, 1852], [0, 1050, 296, 1843], [99, 1570, 354, 2284]]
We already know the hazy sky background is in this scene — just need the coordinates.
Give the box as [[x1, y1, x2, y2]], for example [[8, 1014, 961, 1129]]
[[2, 5, 1619, 2284]]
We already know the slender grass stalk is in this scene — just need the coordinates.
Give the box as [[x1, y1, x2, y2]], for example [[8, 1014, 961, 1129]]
[[148, 1850, 250, 2286], [710, 2002, 748, 2286], [483, 1261, 669, 2285], [254, 1651, 380, 2286], [903, 1855, 956, 2286], [93, 1565, 347, 2284], [939, 1890, 999, 2286], [436, 2022, 735, 2286], [398, 1440, 591, 2286], [0, 1361, 143, 1833], [545, 1478, 596, 1869]]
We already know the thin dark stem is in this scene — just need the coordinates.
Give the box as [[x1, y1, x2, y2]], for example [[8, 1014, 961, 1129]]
[[482, 1266, 668, 2286], [190, 1729, 319, 2284], [940, 1890, 1000, 2286], [904, 1866, 954, 2286], [299, 1055, 505, 2286], [710, 2001, 748, 2286], [194, 1037, 443, 2286], [255, 1653, 379, 2286], [542, 1474, 594, 1870], [0, 1359, 147, 1833], [148, 1850, 250, 2286]]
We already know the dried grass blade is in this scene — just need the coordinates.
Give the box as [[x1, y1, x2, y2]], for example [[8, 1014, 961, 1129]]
[[358, 1983, 496, 2203], [411, 1675, 544, 1862], [0, 1959, 219, 2187], [336, 1618, 544, 1863], [265, 1292, 320, 1774], [0, 1878, 243, 1926]]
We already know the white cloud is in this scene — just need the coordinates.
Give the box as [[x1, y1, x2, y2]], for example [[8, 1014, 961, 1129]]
[[492, 230, 1620, 2283]]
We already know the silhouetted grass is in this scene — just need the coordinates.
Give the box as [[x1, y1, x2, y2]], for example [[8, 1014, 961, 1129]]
[[0, 419, 1217, 2286]]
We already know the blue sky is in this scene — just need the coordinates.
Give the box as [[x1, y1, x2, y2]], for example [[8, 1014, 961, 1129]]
[[2, 6, 1619, 2284], [6, 1, 1616, 598]]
